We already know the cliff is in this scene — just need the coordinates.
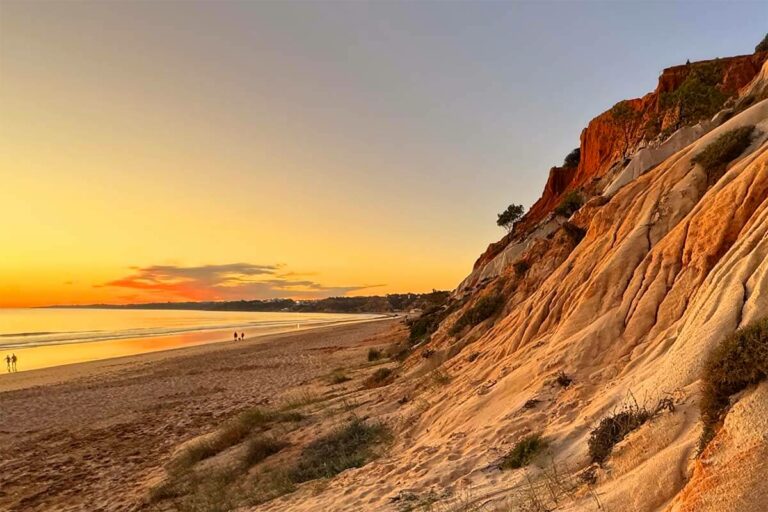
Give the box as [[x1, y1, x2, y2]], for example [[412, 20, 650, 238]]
[[251, 56, 768, 512]]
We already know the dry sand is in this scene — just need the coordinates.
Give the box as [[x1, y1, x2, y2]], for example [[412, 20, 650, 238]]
[[0, 317, 401, 512]]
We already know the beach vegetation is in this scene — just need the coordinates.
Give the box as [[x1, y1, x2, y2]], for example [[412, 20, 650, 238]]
[[563, 147, 580, 168], [449, 293, 505, 337], [367, 347, 382, 361], [692, 125, 755, 185], [500, 433, 546, 470], [555, 371, 573, 388], [243, 436, 289, 467], [497, 203, 525, 232], [561, 222, 586, 244], [328, 369, 352, 385], [587, 397, 673, 464], [363, 367, 395, 388], [757, 33, 768, 53], [289, 417, 391, 482], [699, 317, 768, 453], [554, 190, 584, 217], [661, 60, 728, 127], [513, 260, 530, 276]]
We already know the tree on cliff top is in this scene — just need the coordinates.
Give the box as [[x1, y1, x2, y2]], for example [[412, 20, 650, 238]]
[[610, 100, 641, 159], [497, 204, 525, 232], [563, 147, 580, 168], [756, 33, 768, 53], [660, 61, 727, 129]]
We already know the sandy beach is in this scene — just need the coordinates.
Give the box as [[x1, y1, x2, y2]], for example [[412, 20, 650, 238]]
[[0, 317, 401, 512]]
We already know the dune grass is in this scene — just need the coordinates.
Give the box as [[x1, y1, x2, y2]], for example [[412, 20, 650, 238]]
[[290, 417, 391, 482], [500, 433, 546, 470], [699, 317, 768, 452]]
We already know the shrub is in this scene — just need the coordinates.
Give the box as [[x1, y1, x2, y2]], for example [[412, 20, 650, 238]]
[[588, 404, 651, 464], [756, 33, 768, 53], [555, 371, 573, 388], [363, 367, 395, 388], [561, 222, 586, 244], [513, 260, 530, 276], [587, 399, 672, 464], [449, 293, 505, 336], [661, 61, 728, 126], [407, 302, 452, 344], [699, 317, 768, 452], [563, 147, 580, 168], [692, 125, 755, 185], [368, 348, 382, 361], [500, 433, 546, 470], [243, 436, 288, 467], [497, 203, 525, 232], [290, 418, 391, 482], [554, 190, 583, 217]]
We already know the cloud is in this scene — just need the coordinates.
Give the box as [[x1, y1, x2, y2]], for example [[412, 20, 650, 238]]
[[100, 263, 379, 302]]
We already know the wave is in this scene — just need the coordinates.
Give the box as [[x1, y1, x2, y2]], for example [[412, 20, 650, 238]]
[[0, 316, 380, 350]]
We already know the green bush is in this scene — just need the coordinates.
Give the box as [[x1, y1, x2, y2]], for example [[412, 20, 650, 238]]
[[554, 190, 584, 217], [500, 433, 546, 469], [449, 293, 505, 336], [692, 125, 755, 185], [497, 203, 525, 232], [756, 33, 768, 53], [563, 147, 580, 168], [290, 418, 391, 482], [700, 317, 768, 452], [513, 260, 530, 276], [561, 222, 586, 244], [661, 61, 728, 126], [367, 348, 382, 361], [243, 436, 288, 467]]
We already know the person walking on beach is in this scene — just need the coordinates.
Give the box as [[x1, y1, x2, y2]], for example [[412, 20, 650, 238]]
[[234, 331, 238, 342], [11, 354, 17, 372], [240, 332, 245, 340], [5, 354, 10, 373]]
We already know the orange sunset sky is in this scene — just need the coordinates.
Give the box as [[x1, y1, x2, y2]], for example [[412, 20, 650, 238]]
[[3, 1, 763, 307]]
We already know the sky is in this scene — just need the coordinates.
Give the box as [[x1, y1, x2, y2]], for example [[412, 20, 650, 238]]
[[1, 0, 766, 307]]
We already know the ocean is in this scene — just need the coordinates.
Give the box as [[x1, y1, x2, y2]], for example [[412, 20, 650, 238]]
[[0, 308, 383, 372]]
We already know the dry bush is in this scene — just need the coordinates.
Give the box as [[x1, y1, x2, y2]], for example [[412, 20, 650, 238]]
[[588, 397, 673, 464]]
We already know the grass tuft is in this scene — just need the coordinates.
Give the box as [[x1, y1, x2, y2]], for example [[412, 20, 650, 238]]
[[243, 436, 288, 467], [500, 433, 546, 470], [289, 417, 391, 482]]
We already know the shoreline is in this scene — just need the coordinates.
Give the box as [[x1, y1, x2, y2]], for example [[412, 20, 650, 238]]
[[0, 311, 397, 375], [0, 314, 397, 393], [0, 318, 403, 511]]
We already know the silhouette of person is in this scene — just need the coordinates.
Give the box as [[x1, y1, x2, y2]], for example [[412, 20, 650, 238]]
[[240, 332, 245, 340], [5, 355, 10, 373], [233, 332, 238, 342], [11, 354, 17, 372]]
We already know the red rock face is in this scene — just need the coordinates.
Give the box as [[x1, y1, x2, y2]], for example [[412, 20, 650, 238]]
[[520, 53, 768, 231], [474, 53, 768, 270]]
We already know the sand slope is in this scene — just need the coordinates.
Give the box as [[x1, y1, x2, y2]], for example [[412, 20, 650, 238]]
[[256, 67, 768, 512]]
